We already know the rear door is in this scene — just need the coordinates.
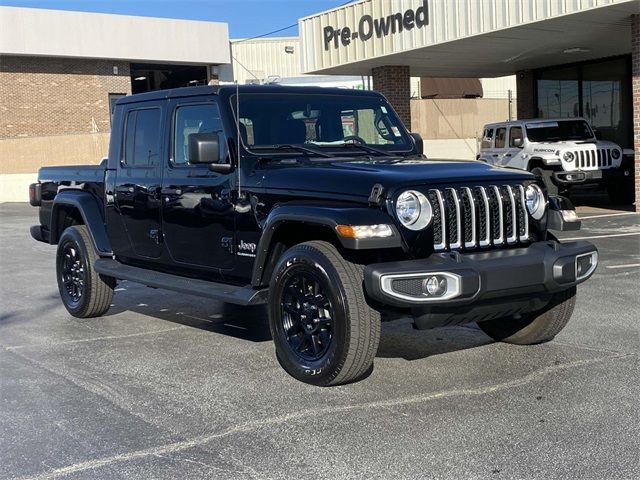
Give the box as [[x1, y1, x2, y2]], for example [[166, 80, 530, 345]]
[[113, 103, 165, 259], [160, 98, 237, 272]]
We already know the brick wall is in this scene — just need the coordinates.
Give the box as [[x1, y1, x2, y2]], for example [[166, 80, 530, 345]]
[[0, 56, 131, 138], [516, 70, 536, 119], [633, 14, 640, 211], [372, 65, 411, 127]]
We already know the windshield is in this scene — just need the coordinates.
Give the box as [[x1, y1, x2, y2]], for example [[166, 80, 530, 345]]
[[525, 120, 594, 142], [232, 93, 411, 154]]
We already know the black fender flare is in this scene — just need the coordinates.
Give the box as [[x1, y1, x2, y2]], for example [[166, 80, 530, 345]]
[[250, 204, 402, 286], [51, 190, 113, 256]]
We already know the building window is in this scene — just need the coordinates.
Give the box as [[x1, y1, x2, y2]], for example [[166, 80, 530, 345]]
[[535, 56, 632, 148], [109, 94, 126, 126]]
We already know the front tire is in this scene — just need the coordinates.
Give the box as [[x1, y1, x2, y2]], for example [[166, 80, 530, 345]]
[[268, 241, 381, 386], [478, 287, 576, 345], [56, 225, 115, 318]]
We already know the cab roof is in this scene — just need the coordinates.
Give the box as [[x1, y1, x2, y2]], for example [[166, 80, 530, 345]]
[[115, 84, 385, 105], [484, 117, 589, 129]]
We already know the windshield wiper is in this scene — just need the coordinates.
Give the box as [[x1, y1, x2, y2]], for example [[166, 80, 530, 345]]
[[252, 144, 333, 158], [335, 142, 394, 157]]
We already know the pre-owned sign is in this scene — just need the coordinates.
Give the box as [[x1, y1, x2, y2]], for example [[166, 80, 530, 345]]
[[323, 0, 429, 51]]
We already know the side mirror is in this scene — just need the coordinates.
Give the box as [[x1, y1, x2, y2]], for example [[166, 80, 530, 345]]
[[594, 129, 603, 140], [513, 138, 523, 148], [410, 132, 423, 155], [188, 132, 220, 165]]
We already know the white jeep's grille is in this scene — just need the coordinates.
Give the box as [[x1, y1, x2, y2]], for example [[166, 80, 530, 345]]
[[427, 185, 529, 252], [572, 149, 615, 170]]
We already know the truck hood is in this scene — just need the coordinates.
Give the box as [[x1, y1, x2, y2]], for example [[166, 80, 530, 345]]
[[261, 158, 533, 199], [534, 140, 620, 149]]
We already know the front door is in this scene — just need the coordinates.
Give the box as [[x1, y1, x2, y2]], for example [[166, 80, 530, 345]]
[[161, 99, 237, 272], [492, 126, 507, 165], [114, 103, 165, 259], [503, 125, 524, 167]]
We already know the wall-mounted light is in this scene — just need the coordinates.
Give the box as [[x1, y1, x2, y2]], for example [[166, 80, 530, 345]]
[[134, 76, 147, 81], [284, 46, 294, 54], [112, 66, 119, 75]]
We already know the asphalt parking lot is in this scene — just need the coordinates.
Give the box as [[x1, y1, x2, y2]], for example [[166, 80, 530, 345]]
[[1, 202, 638, 480]]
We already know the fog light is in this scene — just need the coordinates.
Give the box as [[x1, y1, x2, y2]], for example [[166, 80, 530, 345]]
[[424, 275, 447, 296], [576, 251, 598, 281], [380, 272, 462, 302]]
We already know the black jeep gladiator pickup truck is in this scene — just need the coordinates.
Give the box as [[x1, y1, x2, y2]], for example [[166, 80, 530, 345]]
[[30, 85, 598, 386]]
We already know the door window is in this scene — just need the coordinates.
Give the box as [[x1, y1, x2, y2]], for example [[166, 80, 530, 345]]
[[509, 127, 523, 147], [494, 128, 506, 149], [481, 128, 494, 149], [173, 104, 226, 165], [123, 108, 162, 166]]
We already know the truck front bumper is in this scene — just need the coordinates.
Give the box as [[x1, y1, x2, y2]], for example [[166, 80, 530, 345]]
[[553, 167, 630, 185], [363, 240, 597, 311]]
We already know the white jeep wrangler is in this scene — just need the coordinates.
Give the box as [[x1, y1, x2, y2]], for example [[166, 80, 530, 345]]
[[477, 118, 633, 204]]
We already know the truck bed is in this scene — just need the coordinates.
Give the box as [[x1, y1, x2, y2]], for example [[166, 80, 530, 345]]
[[37, 163, 107, 236]]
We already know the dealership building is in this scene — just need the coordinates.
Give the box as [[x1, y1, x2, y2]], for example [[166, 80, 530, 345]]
[[0, 7, 229, 200], [1, 0, 639, 208]]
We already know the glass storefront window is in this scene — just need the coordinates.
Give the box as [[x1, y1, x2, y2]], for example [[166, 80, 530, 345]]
[[581, 59, 630, 147], [537, 66, 579, 119], [535, 57, 632, 148]]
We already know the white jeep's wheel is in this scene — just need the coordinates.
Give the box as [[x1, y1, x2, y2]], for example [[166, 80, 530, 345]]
[[268, 241, 381, 386]]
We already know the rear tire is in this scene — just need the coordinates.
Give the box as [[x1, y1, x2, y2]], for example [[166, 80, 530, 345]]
[[531, 167, 558, 196], [477, 287, 576, 345], [268, 241, 381, 386], [56, 225, 115, 318]]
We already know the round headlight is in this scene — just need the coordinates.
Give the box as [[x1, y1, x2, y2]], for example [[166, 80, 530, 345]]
[[563, 151, 574, 162], [395, 190, 432, 230], [525, 184, 546, 220], [611, 149, 620, 159]]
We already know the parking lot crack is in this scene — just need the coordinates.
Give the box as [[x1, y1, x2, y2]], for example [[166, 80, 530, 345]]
[[15, 351, 632, 480]]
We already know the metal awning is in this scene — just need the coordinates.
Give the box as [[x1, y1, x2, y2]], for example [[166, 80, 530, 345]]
[[420, 78, 483, 99], [300, 0, 638, 77]]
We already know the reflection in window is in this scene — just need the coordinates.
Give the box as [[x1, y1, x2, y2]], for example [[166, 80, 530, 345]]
[[535, 57, 631, 148], [174, 104, 224, 165], [495, 128, 506, 148], [124, 108, 161, 166]]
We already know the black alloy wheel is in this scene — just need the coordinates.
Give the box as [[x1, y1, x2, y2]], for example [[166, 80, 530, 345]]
[[280, 271, 335, 362], [268, 241, 381, 387], [56, 225, 115, 318], [59, 243, 85, 308]]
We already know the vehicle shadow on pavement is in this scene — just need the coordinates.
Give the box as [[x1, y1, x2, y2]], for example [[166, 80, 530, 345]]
[[376, 319, 492, 361], [107, 297, 274, 343], [106, 287, 492, 361]]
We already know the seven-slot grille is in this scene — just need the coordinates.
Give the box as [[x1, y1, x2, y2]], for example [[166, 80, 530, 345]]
[[572, 149, 615, 170], [427, 185, 529, 252]]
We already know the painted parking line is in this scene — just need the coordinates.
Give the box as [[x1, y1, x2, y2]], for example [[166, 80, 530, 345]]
[[579, 212, 640, 220], [605, 264, 640, 270], [562, 232, 640, 241]]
